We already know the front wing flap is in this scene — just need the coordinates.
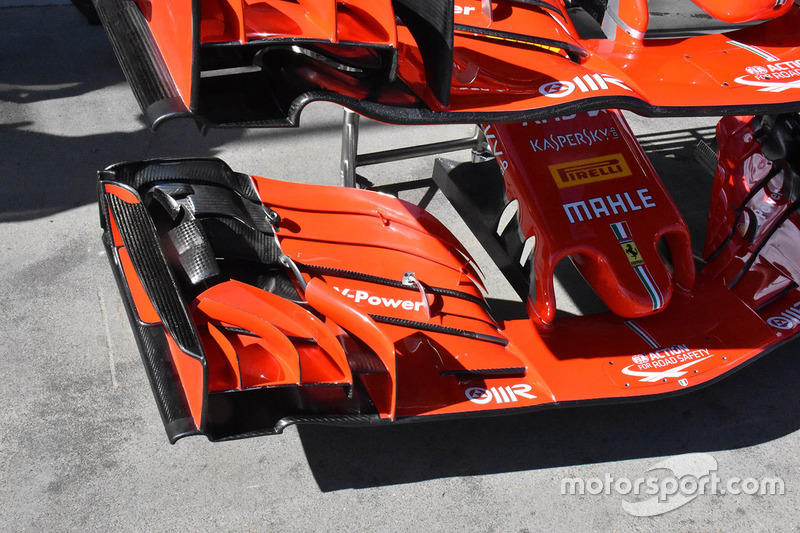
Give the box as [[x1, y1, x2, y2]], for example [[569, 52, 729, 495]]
[[93, 0, 800, 129]]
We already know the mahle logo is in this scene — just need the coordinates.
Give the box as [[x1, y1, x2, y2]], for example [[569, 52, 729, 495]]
[[549, 153, 632, 188]]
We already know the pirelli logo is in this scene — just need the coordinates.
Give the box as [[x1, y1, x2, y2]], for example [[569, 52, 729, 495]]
[[549, 153, 632, 188]]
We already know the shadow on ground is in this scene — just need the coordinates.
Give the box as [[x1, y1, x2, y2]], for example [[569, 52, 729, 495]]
[[300, 338, 798, 491], [11, 5, 793, 497], [0, 8, 381, 221], [298, 125, 800, 492]]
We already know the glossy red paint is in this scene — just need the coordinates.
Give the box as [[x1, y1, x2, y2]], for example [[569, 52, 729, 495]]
[[691, 0, 792, 23], [129, 0, 800, 121], [485, 110, 694, 323], [99, 149, 799, 436], [703, 114, 800, 310], [117, 247, 160, 324], [137, 0, 194, 104], [94, 1, 800, 441]]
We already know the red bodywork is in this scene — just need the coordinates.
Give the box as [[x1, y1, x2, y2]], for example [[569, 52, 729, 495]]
[[94, 0, 800, 441], [96, 0, 800, 128], [485, 110, 694, 323]]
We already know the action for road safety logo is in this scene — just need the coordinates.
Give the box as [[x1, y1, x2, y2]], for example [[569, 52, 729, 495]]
[[733, 56, 800, 92], [605, 343, 720, 388], [621, 348, 713, 383]]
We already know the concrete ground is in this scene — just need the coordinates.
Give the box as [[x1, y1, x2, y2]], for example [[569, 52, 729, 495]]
[[1, 4, 798, 532]]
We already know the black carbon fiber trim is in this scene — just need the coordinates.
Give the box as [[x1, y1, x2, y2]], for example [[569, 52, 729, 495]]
[[206, 414, 385, 441], [216, 325, 316, 344], [167, 219, 220, 284], [299, 263, 490, 311], [203, 386, 370, 440], [454, 23, 587, 60], [279, 91, 800, 129], [93, 0, 189, 123], [370, 314, 509, 346], [135, 322, 200, 441], [200, 218, 282, 265], [392, 0, 454, 105], [181, 183, 275, 234], [272, 414, 385, 433], [99, 229, 198, 443], [440, 367, 526, 376], [432, 158, 532, 301], [104, 159, 294, 301], [106, 194, 202, 354], [107, 158, 262, 203], [514, 0, 565, 18]]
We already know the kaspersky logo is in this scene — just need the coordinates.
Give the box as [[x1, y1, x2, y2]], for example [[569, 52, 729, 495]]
[[549, 153, 632, 188]]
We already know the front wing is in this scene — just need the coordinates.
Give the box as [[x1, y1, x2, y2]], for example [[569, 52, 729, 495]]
[[98, 157, 799, 442]]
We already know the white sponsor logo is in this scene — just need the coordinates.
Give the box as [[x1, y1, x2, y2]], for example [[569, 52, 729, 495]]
[[454, 5, 476, 15], [465, 384, 537, 404], [765, 60, 800, 74], [622, 347, 713, 383], [633, 344, 691, 364], [743, 152, 773, 189], [745, 60, 800, 78], [734, 76, 800, 92], [481, 124, 508, 174], [539, 74, 632, 99], [749, 191, 781, 228], [562, 188, 656, 224], [333, 287, 426, 312], [766, 300, 800, 330], [746, 65, 769, 76], [530, 127, 619, 152], [735, 60, 800, 92]]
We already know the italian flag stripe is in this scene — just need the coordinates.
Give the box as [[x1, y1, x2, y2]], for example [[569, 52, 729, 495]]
[[634, 265, 663, 310], [727, 40, 780, 62], [625, 320, 659, 349], [611, 222, 627, 240]]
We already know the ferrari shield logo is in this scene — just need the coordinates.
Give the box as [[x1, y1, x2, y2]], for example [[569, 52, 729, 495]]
[[620, 239, 644, 266]]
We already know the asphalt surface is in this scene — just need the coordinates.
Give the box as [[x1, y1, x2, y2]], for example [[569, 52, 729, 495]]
[[1, 5, 799, 532]]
